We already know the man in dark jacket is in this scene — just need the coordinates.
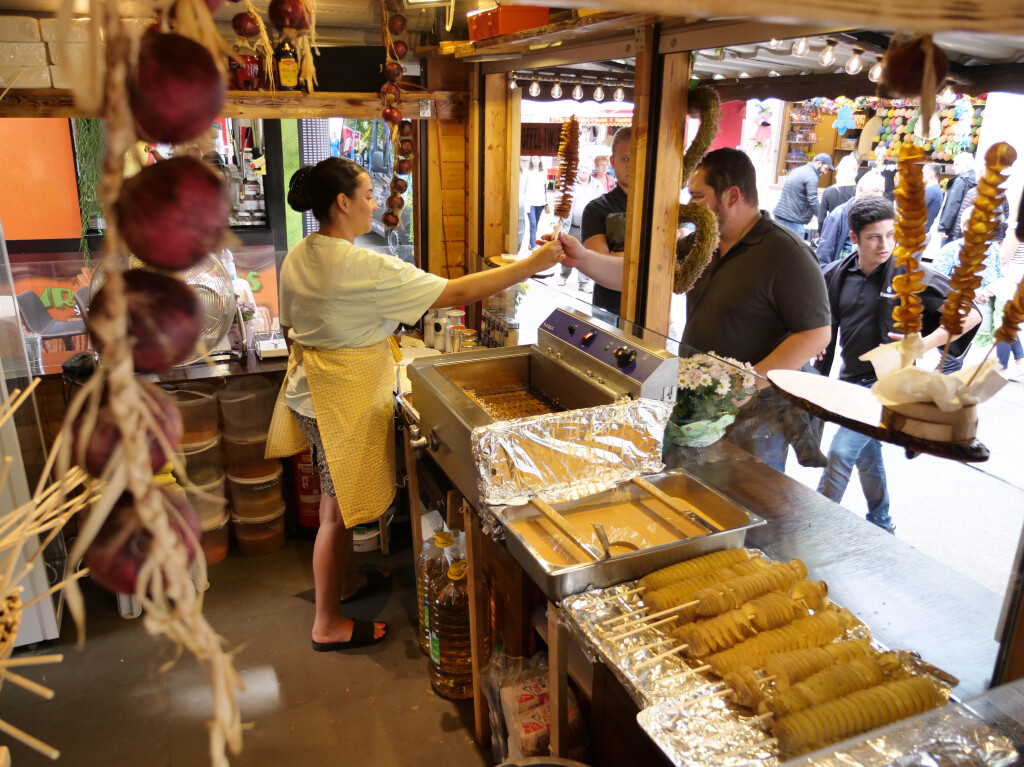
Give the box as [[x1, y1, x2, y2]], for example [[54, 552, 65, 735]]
[[814, 197, 981, 532], [773, 153, 833, 238], [815, 171, 885, 268], [937, 152, 976, 243]]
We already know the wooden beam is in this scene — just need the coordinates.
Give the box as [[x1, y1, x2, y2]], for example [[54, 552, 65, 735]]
[[539, 0, 1024, 34], [619, 25, 654, 325], [482, 73, 510, 260], [468, 66, 482, 263], [643, 51, 690, 339], [0, 88, 469, 120]]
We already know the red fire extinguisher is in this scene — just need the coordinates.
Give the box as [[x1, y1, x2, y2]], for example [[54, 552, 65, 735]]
[[293, 448, 321, 535]]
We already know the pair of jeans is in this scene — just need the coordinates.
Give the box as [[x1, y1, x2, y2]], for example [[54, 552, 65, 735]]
[[997, 338, 1024, 367], [775, 218, 805, 239], [818, 426, 892, 530], [527, 205, 546, 250]]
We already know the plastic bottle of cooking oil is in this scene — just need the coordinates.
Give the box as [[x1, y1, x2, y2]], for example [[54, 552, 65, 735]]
[[414, 530, 456, 655], [428, 559, 473, 700]]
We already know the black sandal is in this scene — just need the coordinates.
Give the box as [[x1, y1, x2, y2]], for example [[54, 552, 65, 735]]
[[311, 620, 388, 652], [339, 565, 392, 604]]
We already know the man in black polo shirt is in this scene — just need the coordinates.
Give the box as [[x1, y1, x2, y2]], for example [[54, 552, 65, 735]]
[[814, 196, 981, 532], [578, 127, 630, 321]]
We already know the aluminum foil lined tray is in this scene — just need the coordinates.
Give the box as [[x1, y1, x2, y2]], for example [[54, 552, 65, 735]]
[[637, 699, 1018, 767], [559, 550, 1014, 767]]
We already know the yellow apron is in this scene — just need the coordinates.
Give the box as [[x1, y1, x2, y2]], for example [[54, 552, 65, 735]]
[[265, 337, 402, 528]]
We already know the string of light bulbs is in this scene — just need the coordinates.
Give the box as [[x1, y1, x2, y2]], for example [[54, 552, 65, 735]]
[[509, 70, 632, 102]]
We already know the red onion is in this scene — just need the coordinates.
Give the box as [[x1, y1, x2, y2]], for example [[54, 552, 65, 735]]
[[268, 0, 310, 32], [382, 106, 402, 125], [392, 40, 408, 60], [398, 138, 414, 157], [386, 194, 405, 211], [394, 158, 412, 175], [383, 61, 403, 82], [390, 177, 408, 194], [381, 211, 400, 228], [90, 269, 203, 373], [387, 14, 407, 34], [882, 37, 949, 97], [398, 120, 413, 138], [83, 489, 200, 594], [73, 383, 182, 478], [118, 157, 228, 272], [232, 11, 261, 38], [130, 33, 225, 145], [380, 82, 401, 105]]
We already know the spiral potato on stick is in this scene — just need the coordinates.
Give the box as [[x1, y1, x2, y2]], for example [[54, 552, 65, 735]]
[[639, 547, 752, 592], [552, 116, 580, 222], [646, 558, 767, 617], [891, 145, 928, 334], [674, 86, 721, 294], [941, 142, 1017, 338], [995, 276, 1024, 347]]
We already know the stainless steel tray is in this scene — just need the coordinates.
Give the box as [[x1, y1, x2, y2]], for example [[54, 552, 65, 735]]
[[489, 468, 765, 602]]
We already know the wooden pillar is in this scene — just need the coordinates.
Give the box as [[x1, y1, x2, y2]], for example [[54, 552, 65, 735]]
[[482, 72, 511, 260], [643, 51, 690, 337], [620, 25, 655, 325]]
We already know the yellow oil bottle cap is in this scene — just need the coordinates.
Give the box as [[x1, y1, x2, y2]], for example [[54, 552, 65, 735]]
[[435, 531, 455, 548], [447, 560, 467, 580]]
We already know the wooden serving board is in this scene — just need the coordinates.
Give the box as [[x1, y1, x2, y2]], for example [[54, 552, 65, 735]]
[[767, 370, 989, 463]]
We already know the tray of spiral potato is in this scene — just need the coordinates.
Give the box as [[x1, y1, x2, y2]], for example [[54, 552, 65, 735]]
[[562, 547, 1017, 766]]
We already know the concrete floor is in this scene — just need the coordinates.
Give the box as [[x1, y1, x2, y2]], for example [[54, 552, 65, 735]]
[[6, 527, 493, 767]]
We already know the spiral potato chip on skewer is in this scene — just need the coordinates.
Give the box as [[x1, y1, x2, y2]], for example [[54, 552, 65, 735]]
[[995, 276, 1024, 347], [941, 142, 1017, 338], [552, 115, 580, 221], [891, 146, 928, 335]]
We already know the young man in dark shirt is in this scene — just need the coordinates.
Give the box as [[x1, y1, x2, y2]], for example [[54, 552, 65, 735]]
[[814, 196, 981, 532]]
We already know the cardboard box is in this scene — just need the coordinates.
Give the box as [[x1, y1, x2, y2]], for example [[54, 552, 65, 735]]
[[467, 5, 549, 41]]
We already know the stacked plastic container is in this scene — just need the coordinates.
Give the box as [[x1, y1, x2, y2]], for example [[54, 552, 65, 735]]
[[219, 378, 286, 556], [170, 383, 229, 565]]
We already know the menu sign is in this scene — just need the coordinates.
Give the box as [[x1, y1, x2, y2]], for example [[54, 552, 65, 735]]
[[520, 123, 562, 156]]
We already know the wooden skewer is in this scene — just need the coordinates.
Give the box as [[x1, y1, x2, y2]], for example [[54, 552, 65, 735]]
[[0, 654, 63, 668], [656, 663, 711, 685], [529, 498, 599, 562], [632, 476, 724, 531], [634, 643, 689, 672], [719, 737, 778, 760], [745, 712, 773, 727], [594, 586, 645, 603], [0, 716, 59, 760], [0, 668, 54, 700], [600, 603, 649, 626], [631, 637, 675, 653], [613, 614, 679, 641], [621, 599, 699, 627], [686, 687, 732, 707]]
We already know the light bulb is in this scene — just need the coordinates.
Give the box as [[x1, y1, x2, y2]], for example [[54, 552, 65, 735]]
[[767, 70, 781, 77], [551, 82, 562, 99], [937, 80, 956, 105], [845, 49, 863, 75], [738, 72, 751, 79], [572, 84, 584, 101], [819, 41, 837, 67], [528, 81, 540, 97], [712, 73, 725, 80], [767, 38, 782, 49], [868, 59, 883, 83], [593, 85, 605, 102], [509, 79, 518, 90], [793, 37, 810, 57], [613, 86, 625, 102]]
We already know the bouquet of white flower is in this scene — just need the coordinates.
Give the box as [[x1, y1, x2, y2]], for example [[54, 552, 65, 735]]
[[667, 352, 758, 448]]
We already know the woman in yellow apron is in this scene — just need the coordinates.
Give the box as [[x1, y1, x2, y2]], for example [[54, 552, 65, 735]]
[[267, 157, 564, 651]]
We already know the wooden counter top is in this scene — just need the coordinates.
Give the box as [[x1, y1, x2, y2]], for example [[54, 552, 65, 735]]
[[664, 440, 1001, 699]]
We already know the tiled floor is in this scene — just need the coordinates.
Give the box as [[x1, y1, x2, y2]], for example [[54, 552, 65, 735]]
[[5, 526, 493, 767]]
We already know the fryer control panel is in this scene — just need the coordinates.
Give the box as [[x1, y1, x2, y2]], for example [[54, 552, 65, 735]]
[[539, 308, 672, 384]]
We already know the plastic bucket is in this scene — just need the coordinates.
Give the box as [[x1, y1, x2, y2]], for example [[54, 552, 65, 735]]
[[185, 469, 227, 526], [223, 433, 279, 479], [218, 376, 277, 440], [227, 467, 284, 519], [169, 384, 219, 443], [231, 502, 286, 555], [181, 434, 222, 486], [200, 511, 230, 565]]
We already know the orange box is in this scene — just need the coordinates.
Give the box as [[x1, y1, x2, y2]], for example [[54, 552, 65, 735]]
[[467, 5, 549, 41]]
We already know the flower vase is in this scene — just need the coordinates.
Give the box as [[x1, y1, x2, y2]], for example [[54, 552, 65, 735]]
[[666, 412, 735, 448]]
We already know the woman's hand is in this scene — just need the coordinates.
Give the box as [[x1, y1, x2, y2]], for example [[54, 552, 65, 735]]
[[525, 237, 565, 274]]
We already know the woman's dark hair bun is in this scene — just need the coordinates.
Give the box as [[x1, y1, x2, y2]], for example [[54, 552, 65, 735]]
[[287, 166, 315, 212]]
